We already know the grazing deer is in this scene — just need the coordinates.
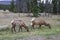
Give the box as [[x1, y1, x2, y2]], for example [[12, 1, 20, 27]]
[[31, 17, 51, 29], [11, 19, 29, 32]]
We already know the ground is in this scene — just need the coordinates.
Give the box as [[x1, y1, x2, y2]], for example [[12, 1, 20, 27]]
[[0, 12, 60, 40]]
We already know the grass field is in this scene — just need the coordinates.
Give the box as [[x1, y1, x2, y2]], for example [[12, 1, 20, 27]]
[[0, 12, 60, 40], [0, 24, 60, 40]]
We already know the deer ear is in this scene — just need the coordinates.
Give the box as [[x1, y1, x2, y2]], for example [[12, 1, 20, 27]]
[[31, 18, 36, 21], [11, 20, 14, 23]]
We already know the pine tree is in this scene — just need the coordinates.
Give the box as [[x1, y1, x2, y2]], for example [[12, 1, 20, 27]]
[[9, 0, 15, 12], [31, 0, 39, 17], [39, 1, 44, 13], [52, 0, 57, 14]]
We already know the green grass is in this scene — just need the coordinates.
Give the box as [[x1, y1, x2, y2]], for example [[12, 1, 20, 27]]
[[0, 24, 60, 40]]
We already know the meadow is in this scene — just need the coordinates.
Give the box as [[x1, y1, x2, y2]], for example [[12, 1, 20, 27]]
[[0, 12, 60, 40]]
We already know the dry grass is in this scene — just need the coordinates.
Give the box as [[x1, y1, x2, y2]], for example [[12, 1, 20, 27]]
[[0, 12, 60, 40]]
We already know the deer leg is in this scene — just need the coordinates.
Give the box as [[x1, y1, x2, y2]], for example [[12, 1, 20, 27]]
[[11, 25, 16, 32], [39, 25, 41, 29], [19, 26, 22, 32], [32, 24, 34, 29], [14, 26, 16, 32]]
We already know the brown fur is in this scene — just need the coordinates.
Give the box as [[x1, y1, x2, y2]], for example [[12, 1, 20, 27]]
[[11, 19, 29, 32], [31, 17, 51, 29]]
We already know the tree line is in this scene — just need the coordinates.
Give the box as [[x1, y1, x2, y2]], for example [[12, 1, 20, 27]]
[[0, 0, 60, 17]]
